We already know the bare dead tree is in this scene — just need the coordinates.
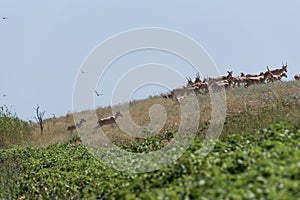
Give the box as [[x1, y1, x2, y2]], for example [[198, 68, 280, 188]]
[[34, 105, 45, 136]]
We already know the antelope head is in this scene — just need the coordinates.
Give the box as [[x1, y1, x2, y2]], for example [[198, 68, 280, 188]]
[[194, 72, 201, 83], [281, 73, 288, 78], [282, 62, 288, 72], [227, 71, 233, 77], [186, 77, 193, 85]]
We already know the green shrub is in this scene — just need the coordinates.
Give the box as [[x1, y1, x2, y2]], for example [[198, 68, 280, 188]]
[[0, 105, 31, 149], [1, 121, 300, 199]]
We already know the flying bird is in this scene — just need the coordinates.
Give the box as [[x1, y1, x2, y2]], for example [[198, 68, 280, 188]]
[[80, 69, 87, 74], [2, 17, 7, 20], [94, 90, 103, 96]]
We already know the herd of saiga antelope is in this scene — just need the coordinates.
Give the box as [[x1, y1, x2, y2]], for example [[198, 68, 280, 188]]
[[163, 62, 300, 101], [67, 63, 300, 133]]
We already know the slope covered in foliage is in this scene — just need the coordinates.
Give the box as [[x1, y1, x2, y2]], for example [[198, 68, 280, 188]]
[[1, 121, 300, 199]]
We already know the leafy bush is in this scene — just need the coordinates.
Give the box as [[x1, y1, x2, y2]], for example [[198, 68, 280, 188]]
[[0, 105, 30, 149], [127, 129, 175, 153], [1, 121, 300, 199]]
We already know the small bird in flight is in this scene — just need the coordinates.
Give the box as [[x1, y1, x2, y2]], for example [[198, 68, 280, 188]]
[[94, 90, 103, 96], [80, 69, 87, 74], [2, 17, 7, 20]]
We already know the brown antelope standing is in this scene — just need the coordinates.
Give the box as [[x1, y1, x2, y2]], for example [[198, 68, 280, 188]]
[[96, 111, 123, 128], [172, 85, 196, 97], [294, 74, 300, 80], [192, 81, 208, 93], [245, 71, 272, 87], [170, 83, 203, 101], [267, 63, 288, 75], [185, 73, 207, 94], [207, 71, 233, 82], [67, 118, 86, 134], [268, 72, 288, 82], [245, 72, 264, 78], [232, 72, 247, 87], [186, 77, 194, 87], [194, 72, 202, 84], [207, 79, 232, 92]]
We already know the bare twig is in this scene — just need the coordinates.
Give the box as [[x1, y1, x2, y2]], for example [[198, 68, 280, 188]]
[[34, 105, 45, 136]]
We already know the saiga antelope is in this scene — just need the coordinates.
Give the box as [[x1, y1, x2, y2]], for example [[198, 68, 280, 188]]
[[232, 73, 247, 87], [67, 118, 86, 134], [245, 72, 264, 78], [205, 71, 233, 83], [208, 79, 232, 92], [245, 71, 272, 87], [268, 73, 288, 82], [194, 72, 202, 84], [96, 111, 123, 128], [186, 77, 193, 87], [267, 62, 288, 75]]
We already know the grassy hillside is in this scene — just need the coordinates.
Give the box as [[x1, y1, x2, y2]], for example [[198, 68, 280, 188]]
[[0, 80, 300, 199], [2, 80, 299, 149]]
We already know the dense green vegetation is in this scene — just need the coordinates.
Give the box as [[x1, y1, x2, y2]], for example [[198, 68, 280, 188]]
[[1, 81, 300, 199], [1, 121, 300, 199], [0, 105, 30, 149]]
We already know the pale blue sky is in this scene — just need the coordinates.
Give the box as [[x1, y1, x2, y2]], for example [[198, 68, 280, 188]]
[[0, 1, 299, 120]]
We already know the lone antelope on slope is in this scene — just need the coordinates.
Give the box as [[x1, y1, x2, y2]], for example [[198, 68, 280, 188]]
[[95, 111, 123, 128], [67, 118, 86, 134]]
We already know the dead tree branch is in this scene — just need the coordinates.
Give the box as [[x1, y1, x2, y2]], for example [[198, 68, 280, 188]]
[[34, 104, 45, 136]]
